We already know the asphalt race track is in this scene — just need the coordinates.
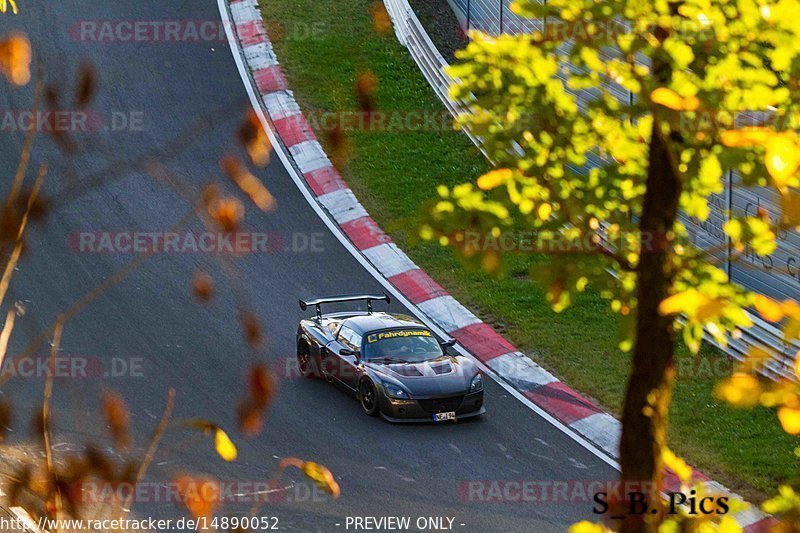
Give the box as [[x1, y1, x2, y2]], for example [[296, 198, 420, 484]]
[[0, 2, 618, 531]]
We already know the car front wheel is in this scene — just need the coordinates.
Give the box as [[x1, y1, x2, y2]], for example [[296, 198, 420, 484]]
[[359, 379, 379, 417]]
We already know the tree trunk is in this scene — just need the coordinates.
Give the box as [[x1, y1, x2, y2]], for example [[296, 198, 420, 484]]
[[617, 110, 683, 532]]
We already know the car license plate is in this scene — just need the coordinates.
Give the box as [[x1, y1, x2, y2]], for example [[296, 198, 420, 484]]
[[433, 411, 456, 422]]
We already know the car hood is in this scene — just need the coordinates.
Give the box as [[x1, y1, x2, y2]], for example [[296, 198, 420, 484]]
[[365, 355, 478, 397]]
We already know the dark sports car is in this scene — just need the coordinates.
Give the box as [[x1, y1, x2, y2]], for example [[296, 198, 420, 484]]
[[296, 294, 485, 422]]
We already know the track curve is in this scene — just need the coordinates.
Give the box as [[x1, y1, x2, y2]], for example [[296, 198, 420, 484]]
[[0, 2, 616, 531]]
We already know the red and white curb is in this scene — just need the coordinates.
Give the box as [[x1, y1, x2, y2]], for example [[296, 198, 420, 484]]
[[224, 0, 774, 529]]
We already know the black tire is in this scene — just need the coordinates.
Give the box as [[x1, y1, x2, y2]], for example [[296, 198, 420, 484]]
[[359, 379, 379, 417], [297, 341, 318, 379]]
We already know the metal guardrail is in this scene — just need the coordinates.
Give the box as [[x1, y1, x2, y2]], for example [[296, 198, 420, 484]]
[[446, 0, 540, 35], [384, 0, 489, 159], [384, 0, 800, 380]]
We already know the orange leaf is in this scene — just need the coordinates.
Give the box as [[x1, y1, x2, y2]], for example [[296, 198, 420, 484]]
[[248, 363, 275, 409], [238, 110, 271, 167], [477, 169, 512, 190], [782, 300, 800, 320], [240, 311, 263, 349], [369, 2, 392, 35], [720, 127, 773, 147], [175, 476, 219, 520], [221, 155, 276, 212], [208, 197, 244, 233], [0, 33, 30, 85], [101, 391, 130, 451], [755, 294, 784, 322], [192, 272, 214, 302]]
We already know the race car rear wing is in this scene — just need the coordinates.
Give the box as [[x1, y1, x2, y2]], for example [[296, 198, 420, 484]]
[[299, 293, 391, 319]]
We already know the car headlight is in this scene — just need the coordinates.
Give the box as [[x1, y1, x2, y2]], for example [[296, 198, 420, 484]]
[[383, 382, 409, 399], [470, 374, 483, 392]]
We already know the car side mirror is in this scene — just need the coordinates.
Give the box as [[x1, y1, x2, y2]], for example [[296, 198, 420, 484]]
[[441, 339, 457, 348], [339, 348, 360, 358]]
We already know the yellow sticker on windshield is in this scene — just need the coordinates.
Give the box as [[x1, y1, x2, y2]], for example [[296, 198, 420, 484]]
[[367, 330, 432, 342]]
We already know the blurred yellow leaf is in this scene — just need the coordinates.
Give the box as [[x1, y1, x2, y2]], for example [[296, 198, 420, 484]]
[[659, 290, 729, 325], [778, 406, 800, 434], [183, 419, 238, 462], [741, 347, 772, 374], [782, 300, 800, 320], [696, 298, 727, 322], [715, 373, 761, 408], [794, 351, 800, 380], [301, 461, 341, 497], [481, 250, 501, 274], [717, 516, 744, 533], [213, 428, 238, 462], [650, 87, 699, 111], [763, 485, 800, 516], [780, 191, 800, 228], [0, 0, 18, 15], [765, 134, 800, 189], [569, 521, 613, 533], [785, 319, 800, 341], [659, 291, 697, 315], [662, 447, 693, 482]]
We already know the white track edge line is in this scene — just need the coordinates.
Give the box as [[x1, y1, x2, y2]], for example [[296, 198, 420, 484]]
[[216, 0, 619, 471]]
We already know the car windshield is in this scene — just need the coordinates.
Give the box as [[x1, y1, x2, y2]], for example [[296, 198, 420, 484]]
[[362, 329, 443, 363]]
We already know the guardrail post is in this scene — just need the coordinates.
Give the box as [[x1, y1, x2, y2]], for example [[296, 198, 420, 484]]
[[726, 169, 733, 279], [543, 0, 547, 34]]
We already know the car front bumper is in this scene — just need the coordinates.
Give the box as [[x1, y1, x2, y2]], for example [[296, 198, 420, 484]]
[[378, 390, 485, 423]]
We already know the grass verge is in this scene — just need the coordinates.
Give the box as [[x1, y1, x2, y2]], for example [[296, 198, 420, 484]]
[[259, 0, 797, 501]]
